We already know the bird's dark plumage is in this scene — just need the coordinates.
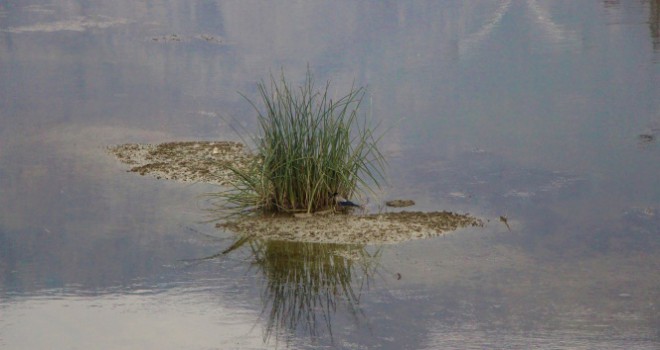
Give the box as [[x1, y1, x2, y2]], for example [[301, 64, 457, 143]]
[[332, 192, 361, 207]]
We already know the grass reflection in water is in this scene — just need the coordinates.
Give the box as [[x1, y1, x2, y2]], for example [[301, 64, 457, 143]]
[[202, 236, 381, 344]]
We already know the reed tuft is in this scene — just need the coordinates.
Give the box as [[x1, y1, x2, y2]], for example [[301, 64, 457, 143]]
[[219, 68, 386, 214]]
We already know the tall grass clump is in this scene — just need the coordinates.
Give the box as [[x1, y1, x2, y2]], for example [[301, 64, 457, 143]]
[[223, 69, 386, 214]]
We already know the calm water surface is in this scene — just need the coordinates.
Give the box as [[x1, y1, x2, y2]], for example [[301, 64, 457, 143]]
[[1, 1, 659, 349]]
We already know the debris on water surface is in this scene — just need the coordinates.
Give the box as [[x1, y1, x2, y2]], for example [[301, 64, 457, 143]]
[[148, 33, 225, 44], [500, 215, 512, 231], [638, 133, 655, 144]]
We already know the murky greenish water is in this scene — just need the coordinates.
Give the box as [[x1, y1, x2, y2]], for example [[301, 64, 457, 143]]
[[1, 1, 659, 349]]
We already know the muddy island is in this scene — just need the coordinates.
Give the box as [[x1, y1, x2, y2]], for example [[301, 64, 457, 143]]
[[109, 141, 483, 244]]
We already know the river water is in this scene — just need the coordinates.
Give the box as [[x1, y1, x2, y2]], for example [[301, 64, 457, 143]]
[[1, 1, 659, 349]]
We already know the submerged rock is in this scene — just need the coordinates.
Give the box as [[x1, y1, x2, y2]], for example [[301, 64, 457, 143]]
[[385, 199, 415, 207]]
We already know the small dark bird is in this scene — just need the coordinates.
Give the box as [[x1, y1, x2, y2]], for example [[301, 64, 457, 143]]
[[332, 192, 362, 208]]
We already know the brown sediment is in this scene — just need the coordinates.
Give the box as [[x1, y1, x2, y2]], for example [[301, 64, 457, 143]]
[[108, 141, 254, 185], [217, 211, 483, 245]]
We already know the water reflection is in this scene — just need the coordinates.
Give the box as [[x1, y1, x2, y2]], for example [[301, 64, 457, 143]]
[[1, 1, 659, 348], [459, 0, 579, 56], [605, 0, 660, 53], [199, 237, 381, 344], [652, 0, 660, 51]]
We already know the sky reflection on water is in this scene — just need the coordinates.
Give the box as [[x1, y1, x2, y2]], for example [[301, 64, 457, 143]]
[[1, 1, 659, 349]]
